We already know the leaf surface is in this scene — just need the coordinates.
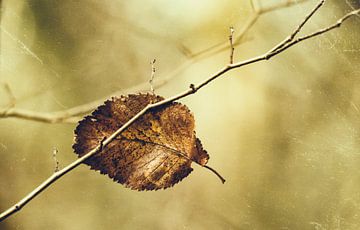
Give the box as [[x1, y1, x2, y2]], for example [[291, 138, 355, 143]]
[[73, 94, 210, 190]]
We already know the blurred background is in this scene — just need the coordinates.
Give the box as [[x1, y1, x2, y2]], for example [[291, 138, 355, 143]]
[[1, 0, 360, 229]]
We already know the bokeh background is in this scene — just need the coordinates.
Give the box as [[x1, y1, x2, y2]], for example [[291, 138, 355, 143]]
[[1, 0, 360, 229]]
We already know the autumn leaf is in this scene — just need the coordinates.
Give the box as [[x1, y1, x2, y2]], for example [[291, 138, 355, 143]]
[[73, 93, 224, 191]]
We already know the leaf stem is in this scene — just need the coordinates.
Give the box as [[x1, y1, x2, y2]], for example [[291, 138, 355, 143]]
[[203, 165, 226, 184]]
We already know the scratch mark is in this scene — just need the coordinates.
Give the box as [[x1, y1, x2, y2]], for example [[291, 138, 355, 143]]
[[351, 101, 360, 115], [0, 26, 61, 79], [1, 26, 44, 65], [0, 143, 8, 150]]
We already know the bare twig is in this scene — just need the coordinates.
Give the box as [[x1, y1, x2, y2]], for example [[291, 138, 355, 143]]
[[269, 0, 325, 54], [149, 59, 156, 94], [0, 1, 358, 222], [229, 27, 235, 64], [52, 148, 60, 172], [259, 0, 306, 14], [265, 9, 360, 58], [249, 0, 257, 12], [2, 83, 16, 109]]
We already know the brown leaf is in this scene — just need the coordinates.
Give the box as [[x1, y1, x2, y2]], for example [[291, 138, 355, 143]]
[[73, 93, 222, 191]]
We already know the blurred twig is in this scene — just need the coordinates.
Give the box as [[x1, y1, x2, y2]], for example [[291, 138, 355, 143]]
[[2, 83, 16, 109], [0, 0, 308, 124], [170, 0, 310, 93], [0, 78, 169, 124], [180, 0, 310, 60], [1, 0, 358, 222]]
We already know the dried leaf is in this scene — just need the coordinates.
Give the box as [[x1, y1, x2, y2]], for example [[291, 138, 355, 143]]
[[73, 93, 223, 191]]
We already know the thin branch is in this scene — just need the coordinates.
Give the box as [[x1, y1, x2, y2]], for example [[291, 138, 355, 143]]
[[268, 0, 325, 54], [0, 1, 358, 222], [2, 83, 16, 109], [0, 77, 170, 124], [229, 27, 235, 64], [267, 8, 360, 57], [249, 0, 257, 12], [259, 0, 307, 14]]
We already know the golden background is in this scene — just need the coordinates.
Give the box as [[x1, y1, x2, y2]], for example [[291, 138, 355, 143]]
[[1, 0, 360, 229]]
